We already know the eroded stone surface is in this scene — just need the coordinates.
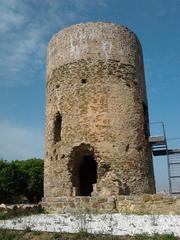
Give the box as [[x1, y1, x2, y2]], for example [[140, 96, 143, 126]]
[[43, 22, 155, 212]]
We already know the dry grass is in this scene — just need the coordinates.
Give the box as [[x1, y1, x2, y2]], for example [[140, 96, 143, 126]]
[[0, 229, 178, 240]]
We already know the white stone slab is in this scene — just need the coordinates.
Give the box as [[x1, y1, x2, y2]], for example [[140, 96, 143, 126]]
[[0, 214, 180, 236]]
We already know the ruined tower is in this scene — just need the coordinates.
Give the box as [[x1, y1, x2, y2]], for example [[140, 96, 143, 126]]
[[43, 22, 155, 213]]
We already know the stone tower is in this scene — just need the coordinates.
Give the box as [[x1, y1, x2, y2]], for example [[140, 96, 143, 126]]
[[43, 22, 155, 213]]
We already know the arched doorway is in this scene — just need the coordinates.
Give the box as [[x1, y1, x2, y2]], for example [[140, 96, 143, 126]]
[[69, 144, 97, 196], [79, 155, 97, 196]]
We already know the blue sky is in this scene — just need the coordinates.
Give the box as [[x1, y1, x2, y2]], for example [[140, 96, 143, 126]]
[[0, 0, 179, 191]]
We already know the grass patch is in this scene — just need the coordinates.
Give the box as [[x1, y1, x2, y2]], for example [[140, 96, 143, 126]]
[[0, 229, 23, 240], [135, 234, 177, 240], [0, 206, 46, 220], [0, 229, 178, 240]]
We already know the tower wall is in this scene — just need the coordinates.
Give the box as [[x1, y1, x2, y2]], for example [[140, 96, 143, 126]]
[[43, 22, 155, 209]]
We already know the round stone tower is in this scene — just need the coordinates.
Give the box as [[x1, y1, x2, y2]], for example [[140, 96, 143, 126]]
[[43, 22, 155, 212]]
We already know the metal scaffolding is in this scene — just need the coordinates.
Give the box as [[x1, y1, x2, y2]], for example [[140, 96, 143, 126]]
[[149, 122, 180, 194]]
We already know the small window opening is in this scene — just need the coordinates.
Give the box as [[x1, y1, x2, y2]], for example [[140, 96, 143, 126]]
[[143, 102, 149, 139], [53, 112, 62, 143], [81, 79, 87, 84], [134, 80, 138, 86]]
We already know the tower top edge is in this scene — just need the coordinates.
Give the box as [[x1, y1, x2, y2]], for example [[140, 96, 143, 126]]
[[48, 21, 139, 47]]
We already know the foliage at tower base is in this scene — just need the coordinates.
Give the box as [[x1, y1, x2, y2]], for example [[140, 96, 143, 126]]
[[0, 158, 44, 204]]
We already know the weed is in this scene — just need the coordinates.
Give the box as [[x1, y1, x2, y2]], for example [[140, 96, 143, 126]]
[[37, 206, 48, 214], [23, 226, 31, 233], [0, 212, 12, 220], [135, 233, 177, 240], [74, 211, 89, 233], [52, 232, 61, 239], [0, 229, 178, 240], [32, 230, 41, 236], [158, 233, 177, 240], [75, 230, 91, 239], [0, 229, 22, 240]]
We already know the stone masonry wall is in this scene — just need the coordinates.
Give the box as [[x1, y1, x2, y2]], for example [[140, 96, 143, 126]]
[[43, 22, 155, 211], [42, 194, 180, 215]]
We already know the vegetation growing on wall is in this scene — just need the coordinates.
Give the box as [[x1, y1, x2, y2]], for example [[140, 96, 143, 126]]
[[0, 158, 44, 204]]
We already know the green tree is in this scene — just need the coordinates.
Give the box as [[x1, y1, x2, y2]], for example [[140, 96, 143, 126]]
[[23, 159, 44, 203], [0, 160, 26, 203], [0, 158, 44, 204]]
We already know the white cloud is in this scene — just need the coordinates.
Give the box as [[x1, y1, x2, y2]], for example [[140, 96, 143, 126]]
[[0, 0, 108, 86], [0, 9, 24, 33], [0, 1, 65, 86], [0, 120, 44, 160], [0, 0, 26, 33]]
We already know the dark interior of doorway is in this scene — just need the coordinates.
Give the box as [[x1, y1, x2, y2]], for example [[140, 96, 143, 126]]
[[79, 155, 97, 196]]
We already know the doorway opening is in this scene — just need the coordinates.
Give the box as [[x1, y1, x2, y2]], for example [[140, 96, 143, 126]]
[[69, 144, 97, 196], [79, 155, 97, 196]]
